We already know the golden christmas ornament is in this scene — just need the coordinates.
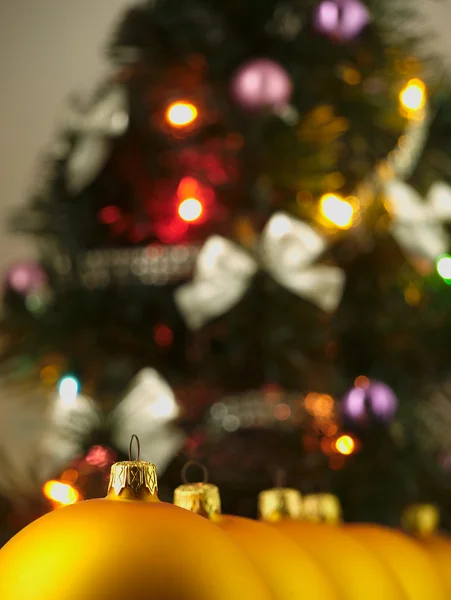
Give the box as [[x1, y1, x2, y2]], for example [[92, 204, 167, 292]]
[[261, 490, 405, 600], [174, 481, 339, 600], [402, 504, 451, 596], [346, 523, 446, 600], [0, 437, 272, 600]]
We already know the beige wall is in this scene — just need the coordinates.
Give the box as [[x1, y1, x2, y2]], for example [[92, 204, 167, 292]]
[[0, 0, 450, 273]]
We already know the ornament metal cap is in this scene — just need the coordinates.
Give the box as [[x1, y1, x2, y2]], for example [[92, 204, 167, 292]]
[[107, 435, 158, 502], [402, 504, 440, 537], [303, 494, 342, 524], [174, 482, 221, 520], [258, 488, 303, 522]]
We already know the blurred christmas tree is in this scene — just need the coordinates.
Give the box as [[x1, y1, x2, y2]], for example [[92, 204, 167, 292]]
[[2, 0, 451, 542]]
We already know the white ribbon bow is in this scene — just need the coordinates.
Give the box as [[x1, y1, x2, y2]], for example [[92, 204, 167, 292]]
[[60, 86, 129, 194], [175, 212, 345, 330], [385, 179, 451, 267], [46, 368, 184, 479]]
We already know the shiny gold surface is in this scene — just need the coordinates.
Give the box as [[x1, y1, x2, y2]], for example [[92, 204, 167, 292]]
[[107, 460, 158, 502], [303, 494, 342, 525], [402, 504, 440, 537], [258, 488, 303, 522], [174, 483, 221, 519]]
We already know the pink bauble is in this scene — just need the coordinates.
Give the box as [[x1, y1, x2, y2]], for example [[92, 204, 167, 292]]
[[231, 59, 293, 110], [5, 261, 47, 294], [314, 0, 370, 42], [342, 380, 398, 423]]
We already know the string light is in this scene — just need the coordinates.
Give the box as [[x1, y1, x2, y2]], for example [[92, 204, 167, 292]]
[[320, 193, 354, 229], [178, 198, 203, 222], [399, 79, 426, 114], [335, 435, 356, 456], [177, 177, 206, 223], [354, 375, 370, 389], [58, 375, 80, 406], [166, 101, 198, 128], [43, 480, 79, 506], [437, 255, 451, 282]]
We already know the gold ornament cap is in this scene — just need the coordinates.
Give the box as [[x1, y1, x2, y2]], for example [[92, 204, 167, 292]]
[[303, 493, 342, 524], [106, 435, 158, 502], [174, 483, 221, 520], [258, 488, 303, 522], [402, 504, 440, 537]]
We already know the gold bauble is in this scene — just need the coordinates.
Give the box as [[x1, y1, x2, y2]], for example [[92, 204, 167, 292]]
[[261, 490, 405, 600], [402, 504, 451, 596], [174, 483, 339, 600], [0, 457, 272, 600], [346, 523, 446, 600]]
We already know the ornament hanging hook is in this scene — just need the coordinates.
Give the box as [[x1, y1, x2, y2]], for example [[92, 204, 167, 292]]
[[181, 460, 209, 484], [274, 467, 286, 488], [129, 434, 141, 461]]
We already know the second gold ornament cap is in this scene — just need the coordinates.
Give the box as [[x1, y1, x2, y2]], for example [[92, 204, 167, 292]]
[[402, 504, 439, 537], [303, 494, 342, 524], [258, 488, 303, 522], [174, 483, 221, 519]]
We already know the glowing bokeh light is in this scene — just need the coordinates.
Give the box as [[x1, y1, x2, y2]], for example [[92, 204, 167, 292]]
[[274, 403, 291, 421], [166, 101, 198, 127], [40, 365, 60, 386], [86, 445, 113, 469], [335, 435, 356, 456], [178, 198, 203, 222], [154, 324, 174, 347], [320, 193, 354, 229], [399, 79, 426, 113], [60, 469, 79, 485], [43, 480, 79, 505], [148, 394, 178, 419], [437, 255, 451, 281], [354, 375, 370, 389], [58, 375, 80, 406]]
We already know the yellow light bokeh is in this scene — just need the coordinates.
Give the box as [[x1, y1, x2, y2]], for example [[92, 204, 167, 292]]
[[399, 78, 426, 113], [320, 193, 354, 229], [40, 365, 59, 386], [178, 198, 203, 222], [335, 435, 356, 456], [404, 284, 421, 307], [166, 101, 198, 127], [43, 480, 79, 506]]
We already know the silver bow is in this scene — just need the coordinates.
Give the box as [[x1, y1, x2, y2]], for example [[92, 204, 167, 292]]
[[385, 179, 451, 268], [175, 212, 345, 330], [60, 85, 129, 194], [42, 368, 184, 484]]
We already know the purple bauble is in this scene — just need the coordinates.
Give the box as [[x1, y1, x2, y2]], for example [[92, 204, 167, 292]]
[[314, 0, 370, 42], [231, 59, 293, 111], [341, 380, 398, 423], [5, 261, 47, 295]]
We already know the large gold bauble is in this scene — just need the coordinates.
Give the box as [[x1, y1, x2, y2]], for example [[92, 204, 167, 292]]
[[0, 460, 272, 600], [260, 490, 405, 600], [174, 482, 339, 600], [346, 523, 447, 600]]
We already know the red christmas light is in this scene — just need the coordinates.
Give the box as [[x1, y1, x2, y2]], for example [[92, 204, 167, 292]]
[[154, 324, 174, 347], [98, 206, 121, 225]]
